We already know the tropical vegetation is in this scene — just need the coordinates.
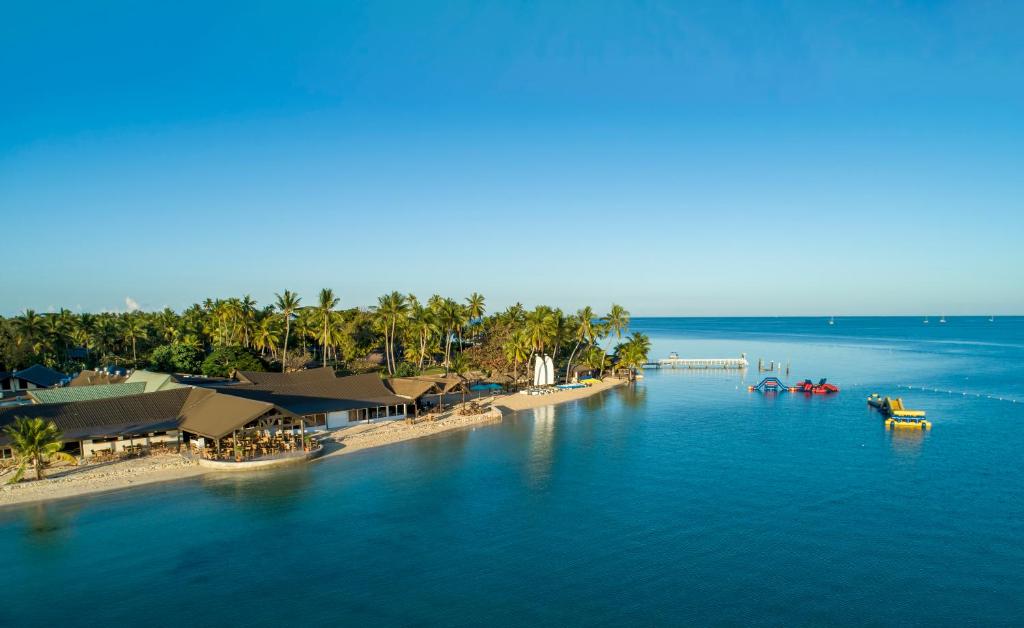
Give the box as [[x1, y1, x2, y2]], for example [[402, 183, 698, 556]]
[[0, 293, 649, 385], [1, 416, 78, 482]]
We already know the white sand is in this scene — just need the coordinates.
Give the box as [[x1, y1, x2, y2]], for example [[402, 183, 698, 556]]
[[0, 454, 206, 508], [323, 407, 503, 457], [492, 377, 627, 412]]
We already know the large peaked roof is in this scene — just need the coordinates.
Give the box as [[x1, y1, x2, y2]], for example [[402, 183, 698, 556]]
[[68, 370, 129, 387], [177, 388, 293, 440], [218, 369, 407, 415], [232, 368, 336, 387], [0, 386, 298, 444], [5, 365, 67, 388], [125, 370, 185, 393], [0, 387, 194, 442]]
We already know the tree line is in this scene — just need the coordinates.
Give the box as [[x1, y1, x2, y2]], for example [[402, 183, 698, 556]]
[[0, 291, 651, 381]]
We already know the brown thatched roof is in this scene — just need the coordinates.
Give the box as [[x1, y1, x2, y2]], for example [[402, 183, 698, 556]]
[[218, 370, 406, 415], [0, 388, 194, 442], [178, 389, 295, 440], [387, 378, 440, 400], [68, 370, 129, 386], [232, 368, 336, 387], [396, 375, 469, 395]]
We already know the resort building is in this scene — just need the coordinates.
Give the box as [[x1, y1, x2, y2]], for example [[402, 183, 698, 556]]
[[28, 382, 147, 404], [124, 369, 186, 392], [0, 365, 68, 398], [0, 388, 192, 458], [0, 368, 420, 462], [0, 386, 303, 460], [387, 375, 470, 411], [68, 368, 129, 387], [204, 368, 412, 428]]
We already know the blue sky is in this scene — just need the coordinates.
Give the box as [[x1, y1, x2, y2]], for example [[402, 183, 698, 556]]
[[2, 1, 1022, 315]]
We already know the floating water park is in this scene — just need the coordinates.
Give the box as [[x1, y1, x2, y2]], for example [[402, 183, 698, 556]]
[[748, 377, 840, 394], [867, 393, 932, 430]]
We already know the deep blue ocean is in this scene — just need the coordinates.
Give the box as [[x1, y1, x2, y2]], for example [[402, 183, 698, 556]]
[[1, 317, 1022, 626]]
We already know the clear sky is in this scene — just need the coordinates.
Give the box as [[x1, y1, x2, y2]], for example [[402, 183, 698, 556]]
[[2, 1, 1022, 316]]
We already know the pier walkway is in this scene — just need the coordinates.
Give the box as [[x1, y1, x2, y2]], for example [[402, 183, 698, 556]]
[[645, 355, 749, 370]]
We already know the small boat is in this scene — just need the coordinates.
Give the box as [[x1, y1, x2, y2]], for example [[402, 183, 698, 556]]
[[939, 315, 946, 324], [989, 315, 995, 322], [923, 316, 929, 324], [828, 316, 835, 326]]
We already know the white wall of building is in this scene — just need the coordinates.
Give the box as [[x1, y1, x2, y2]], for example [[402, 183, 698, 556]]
[[80, 431, 179, 457]]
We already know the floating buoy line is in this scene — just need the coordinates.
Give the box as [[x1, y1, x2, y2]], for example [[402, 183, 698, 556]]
[[896, 384, 1020, 404]]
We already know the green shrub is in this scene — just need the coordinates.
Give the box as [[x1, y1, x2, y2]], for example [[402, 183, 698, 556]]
[[149, 344, 204, 374], [201, 346, 266, 377]]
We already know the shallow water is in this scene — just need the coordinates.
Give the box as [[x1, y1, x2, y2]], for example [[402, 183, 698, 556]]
[[1, 317, 1022, 626]]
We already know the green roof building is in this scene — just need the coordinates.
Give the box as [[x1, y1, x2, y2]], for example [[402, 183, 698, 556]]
[[29, 382, 147, 404], [125, 370, 186, 393]]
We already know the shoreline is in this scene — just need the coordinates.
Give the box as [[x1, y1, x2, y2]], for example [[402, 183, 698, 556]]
[[0, 377, 624, 509], [493, 377, 627, 412]]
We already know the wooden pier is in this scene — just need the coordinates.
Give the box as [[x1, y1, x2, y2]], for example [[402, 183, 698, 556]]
[[644, 354, 749, 370]]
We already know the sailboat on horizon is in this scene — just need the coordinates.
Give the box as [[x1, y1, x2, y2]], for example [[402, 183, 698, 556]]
[[939, 315, 946, 324], [923, 316, 929, 324], [829, 316, 834, 326], [989, 315, 995, 322]]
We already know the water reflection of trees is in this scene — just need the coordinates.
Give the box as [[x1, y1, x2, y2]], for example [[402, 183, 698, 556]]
[[199, 466, 314, 513], [19, 502, 82, 548], [618, 382, 648, 410]]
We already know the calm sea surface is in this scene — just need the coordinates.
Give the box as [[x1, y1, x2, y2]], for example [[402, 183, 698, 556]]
[[2, 317, 1023, 626]]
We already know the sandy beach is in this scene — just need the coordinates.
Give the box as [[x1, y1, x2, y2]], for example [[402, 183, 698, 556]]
[[0, 378, 624, 509], [492, 377, 627, 412], [0, 454, 207, 509], [321, 406, 503, 458]]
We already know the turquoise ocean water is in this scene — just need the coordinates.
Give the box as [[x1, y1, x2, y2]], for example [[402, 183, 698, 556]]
[[1, 317, 1022, 626]]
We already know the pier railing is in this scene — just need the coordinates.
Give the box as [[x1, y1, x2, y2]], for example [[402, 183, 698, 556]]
[[645, 357, 749, 370]]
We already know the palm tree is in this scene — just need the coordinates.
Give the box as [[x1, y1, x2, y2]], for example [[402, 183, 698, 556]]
[[565, 306, 596, 382], [275, 290, 301, 372], [465, 292, 486, 341], [525, 307, 556, 354], [523, 306, 556, 381], [550, 309, 568, 366], [157, 307, 180, 343], [625, 332, 651, 357], [315, 289, 340, 367], [254, 316, 280, 359], [504, 302, 525, 325], [583, 346, 612, 378], [122, 315, 148, 366], [240, 295, 257, 347], [449, 352, 471, 405], [376, 292, 409, 375], [2, 417, 77, 483], [13, 309, 43, 354], [614, 333, 651, 381], [408, 303, 438, 370], [40, 314, 62, 363], [605, 304, 630, 344], [438, 298, 465, 372], [179, 333, 203, 352], [503, 330, 531, 389]]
